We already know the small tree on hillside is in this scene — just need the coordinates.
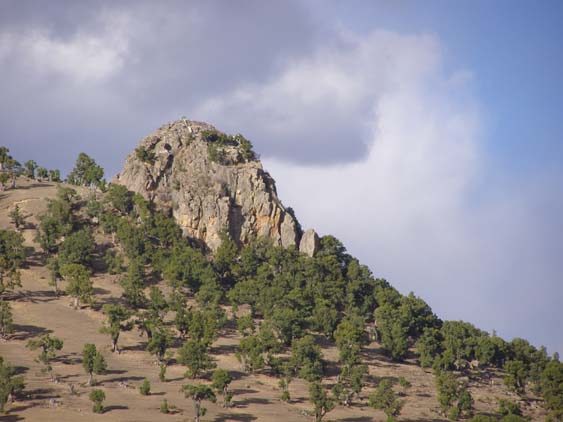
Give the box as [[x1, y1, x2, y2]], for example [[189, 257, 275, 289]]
[[23, 160, 37, 179], [61, 263, 93, 309], [309, 381, 335, 422], [89, 389, 106, 413], [211, 368, 233, 408], [178, 339, 216, 379], [26, 334, 64, 381], [369, 379, 404, 422], [46, 256, 62, 295], [67, 152, 105, 189], [181, 384, 216, 422], [100, 304, 132, 353], [8, 205, 25, 231], [36, 167, 48, 180], [0, 302, 14, 340], [82, 343, 107, 386], [0, 356, 25, 414], [0, 229, 25, 295]]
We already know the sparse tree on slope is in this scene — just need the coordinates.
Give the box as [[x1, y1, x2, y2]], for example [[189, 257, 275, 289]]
[[181, 384, 216, 422], [100, 304, 131, 353], [0, 302, 14, 340], [309, 381, 335, 422], [26, 334, 63, 381], [82, 344, 107, 386], [61, 263, 93, 309], [8, 205, 25, 231], [0, 356, 25, 414]]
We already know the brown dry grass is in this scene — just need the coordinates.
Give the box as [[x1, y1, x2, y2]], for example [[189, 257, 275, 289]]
[[0, 179, 547, 421]]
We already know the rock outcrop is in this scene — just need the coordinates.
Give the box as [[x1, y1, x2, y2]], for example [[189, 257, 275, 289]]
[[114, 119, 306, 252], [299, 229, 320, 257]]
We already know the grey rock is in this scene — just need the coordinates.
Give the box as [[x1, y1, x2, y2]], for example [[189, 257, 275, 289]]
[[113, 119, 301, 252], [299, 228, 319, 257]]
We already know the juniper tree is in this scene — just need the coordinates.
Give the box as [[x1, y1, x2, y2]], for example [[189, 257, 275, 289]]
[[8, 205, 25, 230], [23, 160, 37, 179], [0, 356, 25, 414], [100, 304, 131, 353], [46, 256, 62, 295], [67, 152, 105, 189], [89, 389, 105, 413], [181, 384, 216, 422], [368, 379, 404, 422], [309, 382, 335, 422], [0, 229, 25, 295], [0, 302, 14, 340], [82, 344, 107, 386], [61, 263, 93, 309], [211, 368, 233, 408], [178, 339, 216, 379], [26, 335, 63, 381]]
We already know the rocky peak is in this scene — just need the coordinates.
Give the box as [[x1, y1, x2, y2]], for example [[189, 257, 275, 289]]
[[114, 119, 318, 254]]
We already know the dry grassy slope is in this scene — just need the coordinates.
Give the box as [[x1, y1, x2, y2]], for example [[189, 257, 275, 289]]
[[0, 178, 546, 421]]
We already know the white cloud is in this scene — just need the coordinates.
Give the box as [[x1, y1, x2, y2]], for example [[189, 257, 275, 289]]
[[0, 14, 129, 83]]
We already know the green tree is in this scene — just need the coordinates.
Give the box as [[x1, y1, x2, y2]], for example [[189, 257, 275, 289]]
[[46, 256, 62, 295], [58, 228, 95, 267], [89, 389, 105, 413], [375, 303, 409, 361], [0, 302, 14, 340], [49, 169, 61, 182], [26, 334, 64, 381], [540, 360, 563, 421], [82, 343, 107, 386], [61, 263, 93, 309], [309, 382, 335, 422], [503, 360, 528, 393], [36, 167, 48, 180], [146, 325, 173, 363], [120, 258, 146, 308], [435, 371, 473, 420], [289, 335, 324, 382], [212, 368, 233, 408], [106, 183, 134, 215], [67, 152, 105, 188], [100, 304, 131, 352], [178, 339, 216, 379], [0, 229, 25, 295], [181, 384, 216, 422], [104, 249, 124, 275], [139, 378, 151, 395], [0, 356, 25, 414], [498, 398, 522, 416], [135, 146, 156, 163], [8, 205, 25, 230], [334, 316, 366, 367], [23, 160, 37, 178], [369, 379, 404, 422]]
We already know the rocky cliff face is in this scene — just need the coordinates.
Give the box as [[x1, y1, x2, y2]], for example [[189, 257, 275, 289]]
[[114, 119, 317, 253]]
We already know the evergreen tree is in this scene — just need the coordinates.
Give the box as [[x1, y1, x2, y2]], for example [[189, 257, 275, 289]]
[[8, 205, 25, 230], [368, 379, 404, 422], [309, 382, 335, 422], [89, 389, 106, 413], [211, 368, 233, 408], [181, 384, 216, 422], [0, 302, 14, 340], [61, 263, 93, 309], [178, 339, 216, 378], [0, 356, 25, 414], [82, 343, 107, 386], [100, 304, 131, 352], [26, 335, 64, 381]]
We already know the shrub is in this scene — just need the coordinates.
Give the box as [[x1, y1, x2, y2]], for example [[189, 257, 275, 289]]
[[139, 378, 151, 395], [89, 389, 105, 413]]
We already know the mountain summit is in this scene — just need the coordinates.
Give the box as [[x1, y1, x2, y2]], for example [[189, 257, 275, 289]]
[[114, 119, 318, 254]]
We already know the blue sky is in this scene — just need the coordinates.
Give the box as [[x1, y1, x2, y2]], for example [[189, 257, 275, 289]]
[[1, 0, 561, 353]]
